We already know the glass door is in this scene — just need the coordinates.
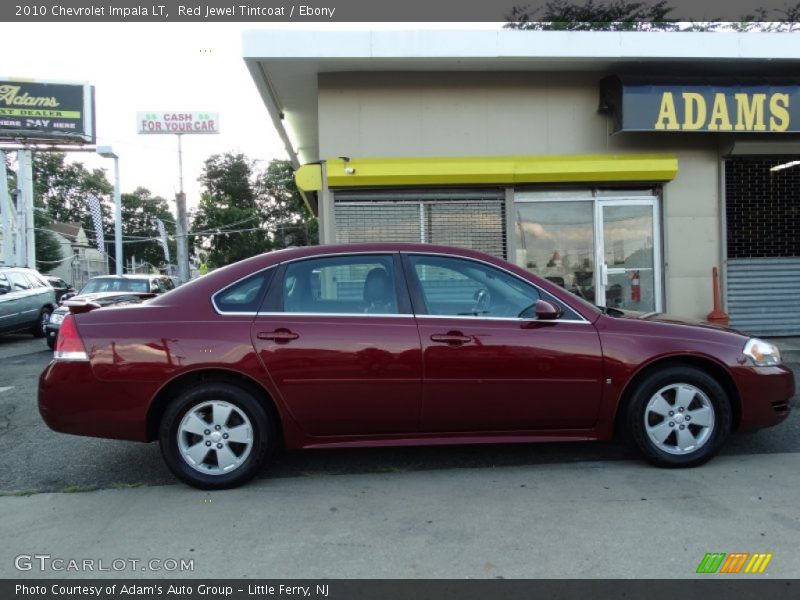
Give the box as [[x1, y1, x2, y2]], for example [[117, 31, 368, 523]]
[[596, 199, 662, 312]]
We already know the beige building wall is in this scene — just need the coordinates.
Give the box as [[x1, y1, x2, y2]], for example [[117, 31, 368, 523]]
[[317, 72, 727, 319]]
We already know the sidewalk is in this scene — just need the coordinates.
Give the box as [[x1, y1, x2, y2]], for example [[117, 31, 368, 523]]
[[2, 452, 799, 579]]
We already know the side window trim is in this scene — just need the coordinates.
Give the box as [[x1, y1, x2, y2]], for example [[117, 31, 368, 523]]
[[260, 252, 413, 317], [401, 252, 586, 323]]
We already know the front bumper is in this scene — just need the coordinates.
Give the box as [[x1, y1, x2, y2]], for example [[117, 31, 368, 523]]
[[44, 322, 60, 344], [734, 364, 794, 432]]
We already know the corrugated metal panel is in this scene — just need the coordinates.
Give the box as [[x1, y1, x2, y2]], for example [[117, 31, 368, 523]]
[[728, 258, 800, 336], [334, 190, 506, 259]]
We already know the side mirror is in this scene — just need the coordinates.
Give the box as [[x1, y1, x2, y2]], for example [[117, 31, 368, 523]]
[[534, 299, 562, 320]]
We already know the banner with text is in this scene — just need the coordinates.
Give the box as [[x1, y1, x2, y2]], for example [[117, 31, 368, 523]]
[[601, 77, 800, 134], [0, 79, 95, 144], [137, 112, 219, 135]]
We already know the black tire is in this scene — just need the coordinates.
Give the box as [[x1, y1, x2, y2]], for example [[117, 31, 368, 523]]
[[159, 382, 272, 489], [31, 307, 52, 338], [46, 334, 56, 350], [625, 366, 732, 468]]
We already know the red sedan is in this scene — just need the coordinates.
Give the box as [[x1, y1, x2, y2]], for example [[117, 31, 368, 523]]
[[39, 244, 793, 489]]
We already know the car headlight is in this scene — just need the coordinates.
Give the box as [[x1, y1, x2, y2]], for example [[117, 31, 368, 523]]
[[49, 311, 67, 326], [743, 338, 782, 366]]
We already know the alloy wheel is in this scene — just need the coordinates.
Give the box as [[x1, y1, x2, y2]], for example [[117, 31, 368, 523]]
[[644, 383, 715, 455], [177, 400, 253, 474]]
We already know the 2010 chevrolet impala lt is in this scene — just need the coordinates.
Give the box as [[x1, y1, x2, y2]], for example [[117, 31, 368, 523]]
[[38, 244, 794, 489]]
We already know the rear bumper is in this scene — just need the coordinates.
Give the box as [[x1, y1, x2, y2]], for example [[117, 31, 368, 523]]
[[38, 360, 158, 442], [734, 364, 794, 432]]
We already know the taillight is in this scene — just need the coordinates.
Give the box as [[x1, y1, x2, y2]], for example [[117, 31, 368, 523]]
[[54, 313, 89, 361]]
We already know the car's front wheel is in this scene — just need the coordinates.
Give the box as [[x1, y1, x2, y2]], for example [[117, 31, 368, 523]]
[[626, 366, 732, 467], [32, 307, 52, 338], [159, 382, 272, 489]]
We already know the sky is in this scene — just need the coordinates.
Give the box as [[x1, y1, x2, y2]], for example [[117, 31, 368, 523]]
[[1, 22, 499, 217]]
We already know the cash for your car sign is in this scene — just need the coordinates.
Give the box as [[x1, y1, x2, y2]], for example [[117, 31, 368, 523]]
[[137, 111, 219, 134], [0, 79, 95, 143]]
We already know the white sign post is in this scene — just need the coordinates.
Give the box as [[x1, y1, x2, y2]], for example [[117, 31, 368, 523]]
[[137, 111, 219, 281]]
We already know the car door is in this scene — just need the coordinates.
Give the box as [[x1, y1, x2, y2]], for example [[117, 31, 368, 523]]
[[6, 271, 38, 328], [0, 272, 21, 332], [24, 271, 55, 313], [251, 252, 423, 436], [403, 253, 604, 432]]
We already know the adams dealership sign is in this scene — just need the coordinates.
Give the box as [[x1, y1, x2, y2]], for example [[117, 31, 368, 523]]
[[600, 76, 798, 133], [0, 79, 95, 143]]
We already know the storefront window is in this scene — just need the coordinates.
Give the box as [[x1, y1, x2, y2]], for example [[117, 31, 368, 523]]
[[514, 201, 595, 301], [514, 189, 661, 312]]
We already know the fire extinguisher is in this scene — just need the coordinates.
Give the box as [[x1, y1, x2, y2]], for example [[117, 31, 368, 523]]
[[630, 270, 641, 302]]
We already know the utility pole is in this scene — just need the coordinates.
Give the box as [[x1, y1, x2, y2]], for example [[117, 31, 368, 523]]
[[16, 150, 35, 269], [175, 134, 190, 282], [0, 152, 15, 265], [137, 112, 218, 281]]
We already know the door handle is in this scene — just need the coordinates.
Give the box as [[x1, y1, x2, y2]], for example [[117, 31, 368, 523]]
[[430, 332, 472, 346], [257, 329, 299, 342]]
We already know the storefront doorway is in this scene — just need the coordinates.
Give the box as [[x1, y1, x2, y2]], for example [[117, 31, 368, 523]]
[[515, 189, 663, 312]]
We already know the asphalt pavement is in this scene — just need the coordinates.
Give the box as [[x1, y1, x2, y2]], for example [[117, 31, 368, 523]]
[[1, 334, 798, 578]]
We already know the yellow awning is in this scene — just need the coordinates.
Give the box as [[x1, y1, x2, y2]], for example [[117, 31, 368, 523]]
[[294, 153, 678, 192]]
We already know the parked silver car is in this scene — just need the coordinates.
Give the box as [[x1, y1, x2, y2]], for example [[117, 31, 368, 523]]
[[0, 267, 57, 338], [45, 274, 173, 349]]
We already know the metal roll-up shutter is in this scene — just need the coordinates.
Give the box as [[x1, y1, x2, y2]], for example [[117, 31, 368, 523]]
[[728, 258, 800, 336], [334, 189, 506, 258]]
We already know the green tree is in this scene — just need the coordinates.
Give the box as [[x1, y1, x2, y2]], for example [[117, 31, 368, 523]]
[[256, 159, 318, 248], [505, 0, 679, 30], [34, 226, 63, 273], [32, 152, 113, 236], [505, 0, 800, 31], [120, 187, 176, 272], [190, 154, 318, 268], [190, 153, 271, 268]]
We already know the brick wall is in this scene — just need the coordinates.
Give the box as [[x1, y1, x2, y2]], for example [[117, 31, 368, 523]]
[[726, 158, 800, 258]]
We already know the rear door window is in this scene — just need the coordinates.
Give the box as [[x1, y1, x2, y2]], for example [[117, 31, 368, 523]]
[[282, 255, 400, 315], [7, 272, 31, 291]]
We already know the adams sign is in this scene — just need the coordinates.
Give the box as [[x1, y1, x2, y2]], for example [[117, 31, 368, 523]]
[[600, 76, 798, 133], [0, 79, 95, 143]]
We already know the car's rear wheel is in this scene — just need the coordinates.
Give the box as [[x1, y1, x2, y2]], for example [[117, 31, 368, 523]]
[[159, 382, 271, 489], [32, 307, 52, 338], [626, 366, 732, 467]]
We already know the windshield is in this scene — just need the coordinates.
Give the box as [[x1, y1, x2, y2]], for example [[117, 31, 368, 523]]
[[79, 278, 150, 294]]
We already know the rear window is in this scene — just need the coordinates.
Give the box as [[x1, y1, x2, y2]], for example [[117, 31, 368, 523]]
[[80, 278, 151, 294], [213, 268, 275, 313]]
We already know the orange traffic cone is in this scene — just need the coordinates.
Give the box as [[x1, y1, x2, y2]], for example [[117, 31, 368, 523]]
[[706, 267, 729, 326]]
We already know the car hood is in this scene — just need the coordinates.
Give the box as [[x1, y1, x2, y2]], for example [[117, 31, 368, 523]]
[[609, 308, 746, 335]]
